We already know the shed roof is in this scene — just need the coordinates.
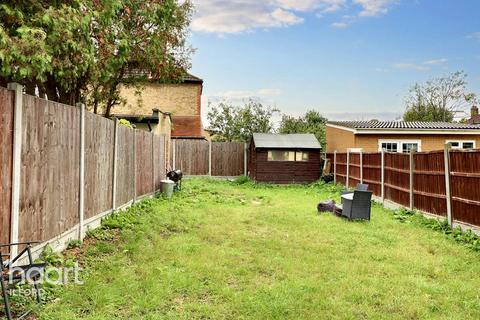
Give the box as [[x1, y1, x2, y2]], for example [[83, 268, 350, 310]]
[[252, 133, 321, 149]]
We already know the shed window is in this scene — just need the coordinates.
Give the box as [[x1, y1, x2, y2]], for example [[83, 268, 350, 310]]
[[378, 139, 421, 153], [295, 152, 309, 162], [267, 151, 309, 162], [268, 151, 295, 161]]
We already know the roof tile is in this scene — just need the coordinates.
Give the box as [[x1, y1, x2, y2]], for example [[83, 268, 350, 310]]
[[328, 121, 480, 130]]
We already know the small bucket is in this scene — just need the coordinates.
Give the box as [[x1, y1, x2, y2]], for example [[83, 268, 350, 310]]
[[160, 180, 175, 199]]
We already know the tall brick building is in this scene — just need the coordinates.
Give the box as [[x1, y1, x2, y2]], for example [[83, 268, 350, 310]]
[[111, 74, 205, 167], [112, 73, 205, 140]]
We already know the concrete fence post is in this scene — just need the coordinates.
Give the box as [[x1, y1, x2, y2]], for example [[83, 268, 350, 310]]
[[346, 150, 350, 188], [360, 149, 363, 184], [208, 140, 212, 176], [133, 129, 137, 203], [8, 83, 23, 257], [151, 134, 155, 193], [444, 143, 453, 226], [172, 139, 176, 170], [244, 143, 248, 176], [333, 151, 337, 184], [112, 118, 118, 211], [381, 150, 385, 203], [409, 149, 415, 210], [76, 103, 85, 241]]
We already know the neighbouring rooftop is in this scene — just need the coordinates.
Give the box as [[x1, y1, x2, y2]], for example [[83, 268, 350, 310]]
[[252, 133, 321, 149], [328, 121, 480, 131]]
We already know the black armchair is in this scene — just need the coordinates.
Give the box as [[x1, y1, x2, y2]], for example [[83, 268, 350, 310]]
[[336, 190, 373, 220]]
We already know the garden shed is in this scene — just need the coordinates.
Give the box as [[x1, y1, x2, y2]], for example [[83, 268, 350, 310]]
[[248, 133, 322, 184]]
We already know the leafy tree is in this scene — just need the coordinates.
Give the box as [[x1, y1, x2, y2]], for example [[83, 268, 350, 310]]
[[278, 110, 327, 148], [0, 0, 193, 117], [207, 100, 279, 142], [403, 71, 475, 122]]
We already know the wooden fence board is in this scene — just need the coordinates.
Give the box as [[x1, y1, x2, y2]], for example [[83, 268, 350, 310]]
[[384, 153, 410, 207], [84, 112, 115, 218], [0, 88, 13, 244], [413, 151, 446, 216], [172, 139, 209, 175], [450, 150, 480, 225], [116, 126, 135, 206], [362, 153, 381, 196], [19, 96, 80, 242], [136, 131, 154, 196], [212, 142, 244, 176]]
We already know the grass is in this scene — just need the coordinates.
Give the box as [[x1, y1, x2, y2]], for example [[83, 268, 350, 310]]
[[36, 178, 480, 319]]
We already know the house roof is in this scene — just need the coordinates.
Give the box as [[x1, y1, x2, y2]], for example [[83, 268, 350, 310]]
[[252, 133, 321, 149], [328, 121, 480, 131], [171, 116, 204, 138]]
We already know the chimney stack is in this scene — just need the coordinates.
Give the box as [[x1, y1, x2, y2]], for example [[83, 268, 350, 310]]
[[472, 105, 479, 118]]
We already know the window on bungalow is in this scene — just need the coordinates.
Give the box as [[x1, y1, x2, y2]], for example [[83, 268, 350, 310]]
[[380, 142, 398, 153], [447, 140, 476, 150]]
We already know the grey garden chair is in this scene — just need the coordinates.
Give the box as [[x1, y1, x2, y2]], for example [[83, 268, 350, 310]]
[[341, 183, 369, 203], [335, 190, 373, 220]]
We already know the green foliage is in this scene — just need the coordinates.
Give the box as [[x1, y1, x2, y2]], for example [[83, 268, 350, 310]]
[[207, 99, 279, 142], [278, 110, 327, 148], [233, 175, 251, 185], [0, 1, 193, 115], [403, 71, 474, 122], [118, 118, 133, 128], [39, 245, 64, 266], [393, 208, 480, 251], [66, 239, 82, 250]]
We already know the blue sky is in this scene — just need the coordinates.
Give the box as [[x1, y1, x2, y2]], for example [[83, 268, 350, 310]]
[[188, 0, 480, 121]]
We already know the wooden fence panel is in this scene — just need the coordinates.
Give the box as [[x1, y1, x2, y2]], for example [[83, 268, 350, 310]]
[[136, 131, 154, 196], [348, 153, 361, 188], [384, 152, 410, 207], [19, 96, 80, 242], [0, 88, 13, 244], [362, 153, 381, 196], [173, 139, 209, 175], [153, 135, 166, 190], [413, 151, 446, 216], [84, 112, 115, 219], [335, 153, 347, 185], [116, 126, 135, 207], [212, 142, 244, 176], [449, 150, 480, 226]]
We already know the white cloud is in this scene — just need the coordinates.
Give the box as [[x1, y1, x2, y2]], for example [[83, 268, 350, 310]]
[[393, 63, 429, 71], [423, 58, 448, 65], [392, 58, 448, 71], [331, 22, 349, 28], [191, 0, 397, 34], [208, 88, 282, 101], [467, 32, 480, 41], [353, 0, 397, 17]]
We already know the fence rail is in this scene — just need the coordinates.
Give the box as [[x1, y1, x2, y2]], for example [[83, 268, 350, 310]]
[[0, 85, 166, 256], [171, 139, 246, 177], [327, 147, 480, 228]]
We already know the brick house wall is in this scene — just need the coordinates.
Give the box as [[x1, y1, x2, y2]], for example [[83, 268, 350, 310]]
[[114, 82, 202, 116]]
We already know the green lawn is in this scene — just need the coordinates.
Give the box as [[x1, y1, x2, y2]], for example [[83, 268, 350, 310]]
[[38, 178, 480, 319]]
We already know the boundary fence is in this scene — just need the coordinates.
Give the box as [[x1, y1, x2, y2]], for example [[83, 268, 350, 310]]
[[171, 139, 247, 177], [327, 147, 480, 228], [0, 84, 166, 257]]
